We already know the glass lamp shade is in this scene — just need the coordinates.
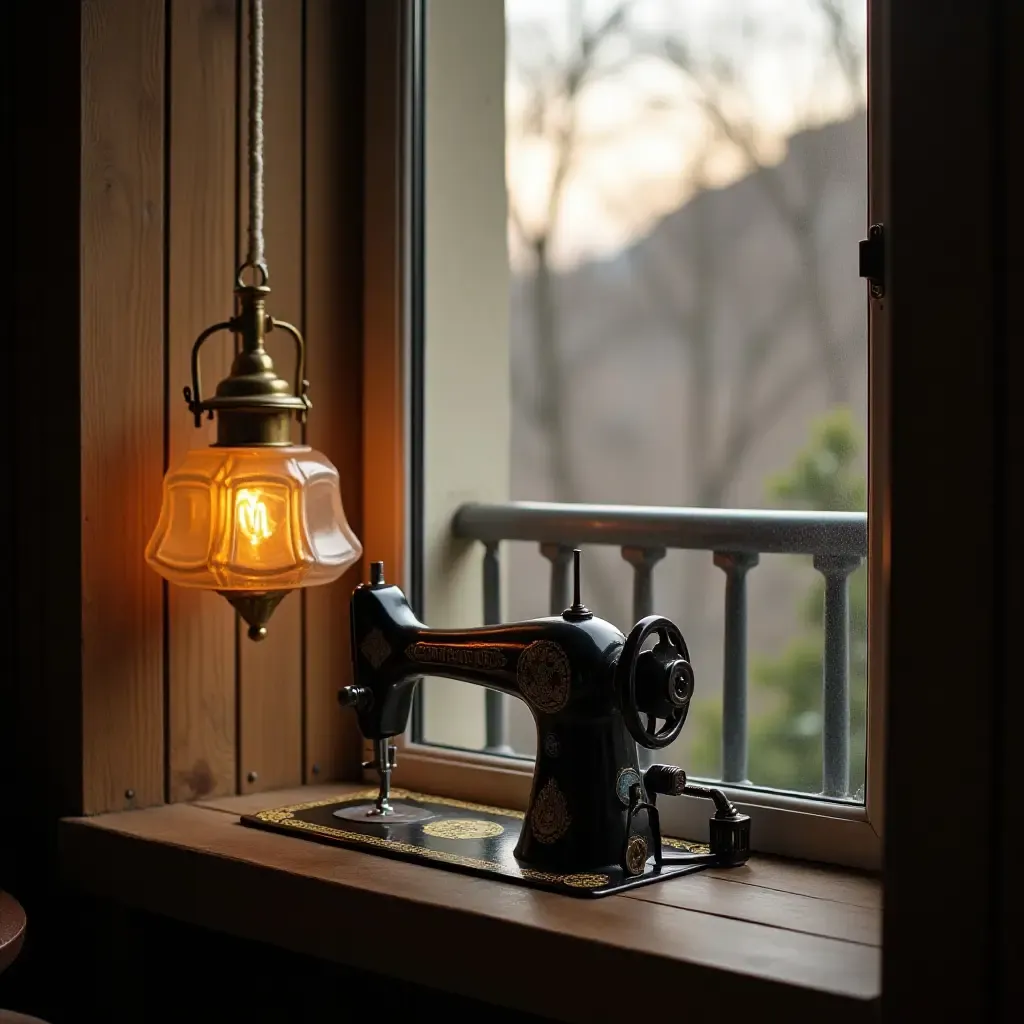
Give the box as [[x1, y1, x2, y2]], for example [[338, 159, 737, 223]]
[[146, 445, 361, 591]]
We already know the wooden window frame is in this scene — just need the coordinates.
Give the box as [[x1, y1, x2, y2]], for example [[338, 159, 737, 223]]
[[364, 5, 1021, 1015], [368, 0, 886, 870]]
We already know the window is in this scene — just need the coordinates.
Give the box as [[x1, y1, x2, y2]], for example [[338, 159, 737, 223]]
[[386, 0, 884, 869]]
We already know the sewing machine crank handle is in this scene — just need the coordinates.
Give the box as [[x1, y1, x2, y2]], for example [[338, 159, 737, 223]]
[[637, 764, 751, 868]]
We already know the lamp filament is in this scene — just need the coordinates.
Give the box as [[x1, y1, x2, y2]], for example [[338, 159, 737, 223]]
[[237, 489, 273, 546]]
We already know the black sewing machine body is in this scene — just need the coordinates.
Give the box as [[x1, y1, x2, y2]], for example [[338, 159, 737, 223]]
[[351, 579, 654, 871], [339, 555, 750, 883]]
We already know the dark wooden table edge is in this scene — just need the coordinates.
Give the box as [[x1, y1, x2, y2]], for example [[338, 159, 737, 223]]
[[57, 811, 881, 1023], [0, 892, 28, 976]]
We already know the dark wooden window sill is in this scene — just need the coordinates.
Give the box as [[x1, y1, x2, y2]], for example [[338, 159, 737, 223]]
[[59, 783, 881, 1022]]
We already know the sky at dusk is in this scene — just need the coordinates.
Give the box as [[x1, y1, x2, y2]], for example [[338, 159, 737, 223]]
[[505, 0, 867, 267]]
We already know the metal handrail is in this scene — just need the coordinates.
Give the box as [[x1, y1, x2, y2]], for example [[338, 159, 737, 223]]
[[454, 501, 867, 556], [451, 500, 867, 799]]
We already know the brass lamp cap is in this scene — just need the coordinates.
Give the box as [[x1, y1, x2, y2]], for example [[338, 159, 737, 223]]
[[185, 282, 311, 447]]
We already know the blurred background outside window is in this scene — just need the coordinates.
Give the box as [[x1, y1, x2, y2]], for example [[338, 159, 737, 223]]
[[420, 0, 869, 801]]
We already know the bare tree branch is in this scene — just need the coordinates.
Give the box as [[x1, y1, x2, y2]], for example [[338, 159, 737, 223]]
[[506, 2, 637, 616], [815, 0, 864, 102], [658, 40, 848, 403], [507, 191, 530, 249], [698, 358, 820, 508]]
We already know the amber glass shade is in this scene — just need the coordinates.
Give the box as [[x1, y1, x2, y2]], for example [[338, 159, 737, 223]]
[[146, 446, 361, 591]]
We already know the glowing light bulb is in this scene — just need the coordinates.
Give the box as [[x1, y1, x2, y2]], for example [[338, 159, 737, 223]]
[[236, 488, 273, 546]]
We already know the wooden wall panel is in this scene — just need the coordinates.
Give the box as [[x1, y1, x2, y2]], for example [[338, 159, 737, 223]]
[[166, 0, 239, 802], [238, 0, 305, 793], [68, 0, 364, 813], [80, 0, 166, 812], [303, 0, 366, 782]]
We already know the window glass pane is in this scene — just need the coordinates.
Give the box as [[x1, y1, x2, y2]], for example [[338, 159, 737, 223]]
[[417, 0, 869, 803]]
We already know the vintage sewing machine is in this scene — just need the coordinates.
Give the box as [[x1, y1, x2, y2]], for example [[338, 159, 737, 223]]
[[343, 551, 750, 884], [244, 550, 749, 896]]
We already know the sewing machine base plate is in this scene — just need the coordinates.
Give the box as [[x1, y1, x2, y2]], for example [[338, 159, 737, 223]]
[[241, 788, 712, 897]]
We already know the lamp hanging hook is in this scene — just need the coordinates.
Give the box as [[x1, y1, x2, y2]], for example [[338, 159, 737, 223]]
[[236, 261, 269, 291]]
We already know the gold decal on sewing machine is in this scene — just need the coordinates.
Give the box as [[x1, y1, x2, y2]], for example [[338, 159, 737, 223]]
[[360, 628, 392, 669], [423, 818, 505, 840], [406, 643, 507, 670], [529, 777, 571, 843], [520, 869, 610, 889], [625, 835, 649, 876], [517, 640, 571, 712], [663, 836, 710, 854]]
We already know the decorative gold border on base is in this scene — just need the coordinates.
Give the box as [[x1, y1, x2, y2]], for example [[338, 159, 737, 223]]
[[663, 836, 711, 855], [248, 788, 707, 889]]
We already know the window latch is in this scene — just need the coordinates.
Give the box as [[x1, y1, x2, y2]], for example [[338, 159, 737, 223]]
[[859, 223, 885, 299]]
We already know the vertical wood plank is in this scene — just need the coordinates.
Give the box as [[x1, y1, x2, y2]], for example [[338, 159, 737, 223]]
[[11, 0, 84, 884], [363, 0, 407, 597], [166, 0, 239, 802], [999, 1, 1023, 1012], [80, 0, 166, 812], [303, 0, 366, 783], [238, 0, 305, 793], [360, 0, 408, 772]]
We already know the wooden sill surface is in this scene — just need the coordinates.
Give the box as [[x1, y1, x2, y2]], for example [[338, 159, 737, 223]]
[[60, 783, 881, 1023]]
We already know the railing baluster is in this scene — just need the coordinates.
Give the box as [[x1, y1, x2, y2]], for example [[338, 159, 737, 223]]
[[482, 541, 510, 753], [540, 543, 574, 615], [621, 546, 667, 620], [622, 547, 667, 768], [455, 502, 869, 800], [714, 551, 759, 784], [814, 553, 861, 798], [483, 541, 500, 625]]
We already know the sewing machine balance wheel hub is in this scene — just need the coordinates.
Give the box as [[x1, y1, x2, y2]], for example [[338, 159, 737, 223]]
[[617, 615, 695, 749]]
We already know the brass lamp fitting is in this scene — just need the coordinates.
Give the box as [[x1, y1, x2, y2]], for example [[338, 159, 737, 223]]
[[183, 268, 311, 634], [180, 272, 316, 640], [185, 270, 312, 448]]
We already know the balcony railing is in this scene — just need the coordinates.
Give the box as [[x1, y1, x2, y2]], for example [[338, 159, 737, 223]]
[[451, 500, 867, 799]]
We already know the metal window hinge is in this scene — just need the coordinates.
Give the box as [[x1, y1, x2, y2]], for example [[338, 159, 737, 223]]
[[859, 223, 885, 298]]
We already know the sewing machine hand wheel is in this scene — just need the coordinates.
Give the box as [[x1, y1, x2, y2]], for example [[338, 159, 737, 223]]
[[617, 616, 694, 749]]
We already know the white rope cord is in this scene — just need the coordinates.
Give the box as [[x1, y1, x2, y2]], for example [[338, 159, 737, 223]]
[[247, 0, 266, 277]]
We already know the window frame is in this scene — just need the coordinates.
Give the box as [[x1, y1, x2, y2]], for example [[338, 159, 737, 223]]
[[366, 0, 887, 870]]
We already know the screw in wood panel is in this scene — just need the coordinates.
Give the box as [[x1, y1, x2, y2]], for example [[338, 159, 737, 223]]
[[247, 771, 258, 783]]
